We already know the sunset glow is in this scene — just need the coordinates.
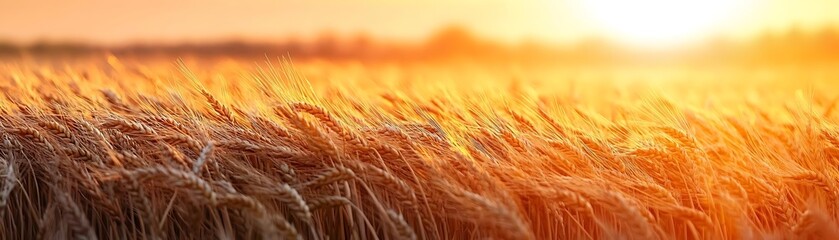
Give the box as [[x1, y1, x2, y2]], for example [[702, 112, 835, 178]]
[[575, 0, 753, 46], [0, 0, 837, 46]]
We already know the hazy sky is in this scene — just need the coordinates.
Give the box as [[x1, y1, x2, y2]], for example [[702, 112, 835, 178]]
[[0, 0, 837, 45]]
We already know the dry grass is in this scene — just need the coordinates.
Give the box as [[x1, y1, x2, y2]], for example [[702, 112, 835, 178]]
[[0, 56, 838, 239]]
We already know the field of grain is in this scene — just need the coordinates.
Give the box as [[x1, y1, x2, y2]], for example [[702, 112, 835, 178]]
[[0, 56, 838, 239]]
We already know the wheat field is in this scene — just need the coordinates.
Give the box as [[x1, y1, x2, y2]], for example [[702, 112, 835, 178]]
[[0, 56, 838, 239]]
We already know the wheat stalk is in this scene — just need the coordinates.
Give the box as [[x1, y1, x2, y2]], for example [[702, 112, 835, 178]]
[[275, 106, 338, 156], [101, 118, 157, 136], [274, 183, 312, 222], [52, 186, 98, 240], [199, 89, 236, 123], [38, 120, 76, 144], [0, 157, 16, 219], [291, 102, 367, 147], [126, 166, 217, 204], [9, 127, 55, 152], [307, 195, 352, 211], [299, 166, 356, 189], [387, 209, 418, 240], [192, 141, 215, 173]]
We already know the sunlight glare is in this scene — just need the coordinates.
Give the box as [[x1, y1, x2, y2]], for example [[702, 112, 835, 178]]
[[576, 0, 752, 47]]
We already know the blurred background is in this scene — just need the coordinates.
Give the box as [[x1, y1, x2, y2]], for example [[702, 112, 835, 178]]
[[0, 0, 838, 65]]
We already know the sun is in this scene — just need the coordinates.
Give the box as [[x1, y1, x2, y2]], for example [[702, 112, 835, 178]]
[[575, 0, 751, 47]]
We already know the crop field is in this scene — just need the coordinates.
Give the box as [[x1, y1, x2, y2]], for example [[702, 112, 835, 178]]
[[0, 56, 838, 239]]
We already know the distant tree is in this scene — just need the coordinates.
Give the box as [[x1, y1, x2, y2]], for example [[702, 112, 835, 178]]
[[350, 33, 374, 58], [314, 32, 340, 57], [424, 25, 482, 56], [0, 41, 19, 56]]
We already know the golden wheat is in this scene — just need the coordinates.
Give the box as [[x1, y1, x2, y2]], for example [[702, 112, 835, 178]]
[[0, 57, 837, 239]]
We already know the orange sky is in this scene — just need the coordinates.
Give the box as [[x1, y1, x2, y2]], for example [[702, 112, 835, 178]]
[[0, 0, 837, 45]]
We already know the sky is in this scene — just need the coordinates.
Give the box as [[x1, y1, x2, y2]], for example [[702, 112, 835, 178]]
[[0, 0, 837, 45]]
